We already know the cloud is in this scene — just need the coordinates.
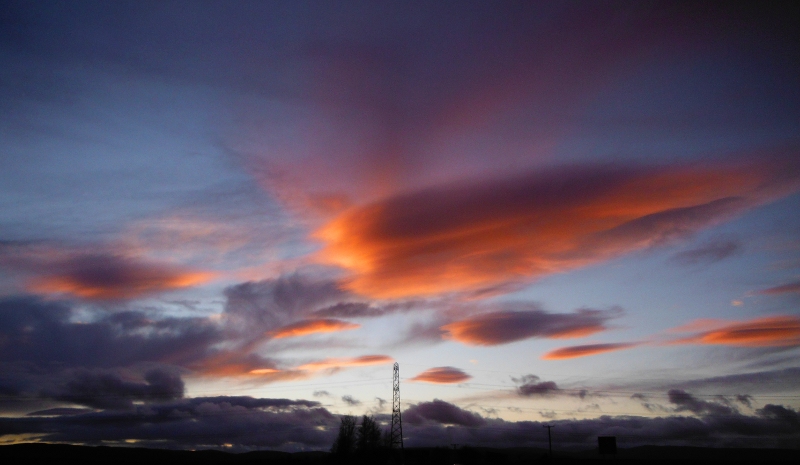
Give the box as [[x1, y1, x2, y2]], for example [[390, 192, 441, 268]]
[[295, 355, 393, 372], [755, 280, 800, 295], [441, 306, 618, 346], [2, 394, 800, 450], [341, 395, 361, 406], [403, 400, 484, 427], [48, 369, 184, 410], [736, 395, 753, 408], [542, 342, 639, 360], [410, 367, 471, 384], [190, 350, 293, 380], [313, 300, 422, 318], [671, 316, 800, 347], [671, 238, 741, 265], [222, 274, 348, 334], [7, 251, 214, 300], [26, 408, 94, 417], [757, 404, 800, 427], [512, 375, 560, 396], [630, 367, 800, 395], [667, 389, 735, 416], [313, 302, 377, 318], [269, 319, 360, 339], [0, 296, 220, 369], [315, 158, 800, 298], [0, 396, 335, 451], [313, 391, 330, 397]]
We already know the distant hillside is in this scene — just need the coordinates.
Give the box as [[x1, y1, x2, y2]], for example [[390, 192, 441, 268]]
[[1, 443, 799, 464]]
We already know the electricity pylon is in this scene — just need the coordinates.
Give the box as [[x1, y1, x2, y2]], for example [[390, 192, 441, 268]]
[[389, 362, 404, 449]]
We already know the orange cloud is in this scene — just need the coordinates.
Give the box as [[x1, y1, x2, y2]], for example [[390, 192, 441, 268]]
[[315, 158, 800, 298], [541, 342, 639, 360], [270, 319, 360, 339], [672, 316, 800, 347], [191, 351, 310, 383], [441, 308, 615, 346], [295, 355, 393, 371], [28, 254, 215, 300], [410, 367, 472, 384]]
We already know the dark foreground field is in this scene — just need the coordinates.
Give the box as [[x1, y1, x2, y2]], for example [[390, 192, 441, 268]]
[[1, 443, 799, 464]]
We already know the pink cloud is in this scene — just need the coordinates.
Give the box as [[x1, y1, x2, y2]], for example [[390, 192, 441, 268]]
[[410, 367, 472, 384]]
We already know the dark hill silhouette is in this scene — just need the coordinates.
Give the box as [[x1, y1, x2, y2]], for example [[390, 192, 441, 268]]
[[1, 443, 799, 464]]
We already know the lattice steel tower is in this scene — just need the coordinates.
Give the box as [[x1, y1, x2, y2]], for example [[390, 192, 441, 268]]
[[389, 362, 404, 449]]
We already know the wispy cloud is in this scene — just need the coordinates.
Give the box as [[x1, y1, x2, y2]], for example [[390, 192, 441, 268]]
[[670, 316, 800, 347], [754, 280, 800, 295], [410, 367, 472, 384], [542, 342, 639, 360], [671, 238, 741, 265], [295, 355, 393, 372]]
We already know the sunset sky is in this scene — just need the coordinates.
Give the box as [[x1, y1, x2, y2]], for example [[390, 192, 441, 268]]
[[1, 0, 799, 452]]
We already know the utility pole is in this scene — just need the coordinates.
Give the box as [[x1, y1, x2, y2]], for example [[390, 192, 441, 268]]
[[390, 362, 404, 450], [543, 425, 554, 457]]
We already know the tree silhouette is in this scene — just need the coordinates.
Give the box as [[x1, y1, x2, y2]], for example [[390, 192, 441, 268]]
[[331, 415, 356, 457], [356, 415, 382, 451]]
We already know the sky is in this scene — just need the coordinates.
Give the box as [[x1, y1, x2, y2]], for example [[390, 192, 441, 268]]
[[1, 0, 800, 452]]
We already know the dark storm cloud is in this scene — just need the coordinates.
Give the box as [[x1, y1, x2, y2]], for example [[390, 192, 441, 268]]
[[0, 396, 335, 451], [441, 306, 620, 346], [48, 368, 184, 410], [2, 396, 799, 450], [0, 296, 219, 368], [668, 389, 735, 416], [513, 375, 561, 397], [672, 238, 741, 265], [403, 399, 485, 427], [399, 400, 800, 449]]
